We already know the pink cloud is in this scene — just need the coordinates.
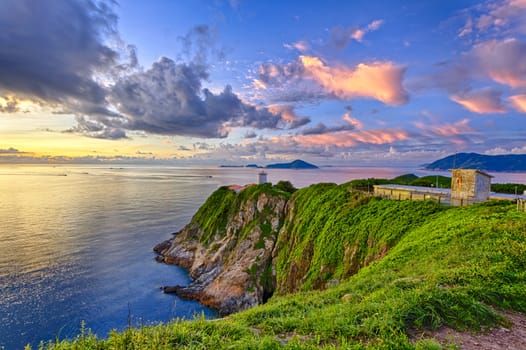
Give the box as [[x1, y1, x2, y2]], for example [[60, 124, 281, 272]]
[[415, 118, 476, 137], [293, 128, 409, 147], [472, 38, 526, 88], [509, 94, 526, 112], [343, 112, 363, 129], [252, 79, 267, 90], [284, 40, 310, 52], [367, 19, 384, 31], [351, 19, 384, 42], [351, 29, 365, 42], [461, 0, 526, 36], [458, 17, 473, 38], [299, 55, 408, 105], [451, 88, 505, 113]]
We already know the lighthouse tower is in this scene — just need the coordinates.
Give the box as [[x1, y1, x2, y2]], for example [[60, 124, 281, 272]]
[[258, 171, 268, 184]]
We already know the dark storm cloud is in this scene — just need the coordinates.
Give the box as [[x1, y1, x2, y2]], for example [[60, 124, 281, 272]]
[[178, 24, 226, 64], [244, 131, 257, 139], [300, 122, 355, 135], [256, 60, 326, 103], [257, 60, 306, 86], [0, 0, 118, 111], [93, 127, 127, 140], [0, 97, 20, 113], [0, 2, 289, 139], [107, 57, 284, 138], [289, 116, 311, 128]]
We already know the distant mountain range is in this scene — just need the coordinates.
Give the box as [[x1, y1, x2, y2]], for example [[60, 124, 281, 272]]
[[425, 153, 526, 172], [219, 159, 319, 169], [265, 159, 318, 169]]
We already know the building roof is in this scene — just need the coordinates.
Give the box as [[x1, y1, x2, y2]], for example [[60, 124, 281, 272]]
[[373, 184, 451, 196], [374, 184, 526, 201], [451, 169, 493, 178]]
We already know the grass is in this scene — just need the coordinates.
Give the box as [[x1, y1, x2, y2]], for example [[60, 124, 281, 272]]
[[31, 185, 526, 349]]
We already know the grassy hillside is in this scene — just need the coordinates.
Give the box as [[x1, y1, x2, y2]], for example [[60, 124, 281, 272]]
[[275, 183, 444, 293], [34, 185, 526, 349], [189, 183, 291, 246]]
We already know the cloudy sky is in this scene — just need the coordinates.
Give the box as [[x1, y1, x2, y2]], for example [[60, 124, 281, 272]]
[[1, 0, 526, 165]]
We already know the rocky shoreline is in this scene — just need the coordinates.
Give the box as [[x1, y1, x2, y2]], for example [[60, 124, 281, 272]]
[[153, 187, 287, 315]]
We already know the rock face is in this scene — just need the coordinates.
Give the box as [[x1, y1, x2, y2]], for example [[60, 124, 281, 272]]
[[154, 185, 287, 315]]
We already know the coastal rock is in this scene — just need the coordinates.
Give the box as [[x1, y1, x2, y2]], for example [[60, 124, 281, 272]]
[[155, 185, 287, 315]]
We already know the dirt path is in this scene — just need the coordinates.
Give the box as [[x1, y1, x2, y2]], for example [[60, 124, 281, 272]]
[[410, 311, 526, 349]]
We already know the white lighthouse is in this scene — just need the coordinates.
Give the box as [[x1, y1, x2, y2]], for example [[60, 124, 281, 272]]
[[258, 171, 268, 184]]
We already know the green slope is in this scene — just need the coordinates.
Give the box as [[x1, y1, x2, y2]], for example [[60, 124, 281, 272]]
[[35, 185, 526, 350]]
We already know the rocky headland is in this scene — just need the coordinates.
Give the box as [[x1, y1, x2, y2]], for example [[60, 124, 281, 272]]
[[154, 182, 443, 315], [154, 184, 288, 315]]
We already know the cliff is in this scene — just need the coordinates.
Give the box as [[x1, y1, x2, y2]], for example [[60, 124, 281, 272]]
[[154, 181, 444, 315], [154, 184, 289, 315]]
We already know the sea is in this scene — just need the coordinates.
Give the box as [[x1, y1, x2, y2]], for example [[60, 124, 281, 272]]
[[1, 164, 525, 349]]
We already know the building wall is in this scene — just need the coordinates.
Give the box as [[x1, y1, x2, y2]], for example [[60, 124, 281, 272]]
[[474, 173, 491, 202], [451, 169, 491, 206], [373, 186, 447, 203]]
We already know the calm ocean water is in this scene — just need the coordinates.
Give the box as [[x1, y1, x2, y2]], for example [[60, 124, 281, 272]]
[[0, 164, 524, 349]]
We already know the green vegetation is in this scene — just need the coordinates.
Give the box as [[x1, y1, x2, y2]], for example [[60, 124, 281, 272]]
[[191, 184, 289, 245], [491, 183, 526, 195], [349, 173, 526, 192], [392, 173, 419, 183], [273, 180, 297, 194], [347, 174, 453, 191], [275, 183, 445, 293], [410, 175, 451, 188], [33, 182, 526, 349], [190, 186, 237, 244]]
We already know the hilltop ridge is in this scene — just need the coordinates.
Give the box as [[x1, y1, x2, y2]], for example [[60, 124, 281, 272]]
[[425, 152, 526, 171]]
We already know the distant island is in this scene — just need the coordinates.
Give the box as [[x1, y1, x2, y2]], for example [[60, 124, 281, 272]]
[[265, 159, 318, 169], [219, 159, 319, 169], [425, 152, 526, 172]]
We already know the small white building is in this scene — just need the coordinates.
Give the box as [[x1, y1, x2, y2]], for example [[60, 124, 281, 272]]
[[450, 169, 492, 206], [258, 171, 268, 184]]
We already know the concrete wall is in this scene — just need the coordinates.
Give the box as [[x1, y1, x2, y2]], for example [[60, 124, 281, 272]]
[[474, 173, 491, 202], [451, 169, 491, 206], [373, 186, 447, 204]]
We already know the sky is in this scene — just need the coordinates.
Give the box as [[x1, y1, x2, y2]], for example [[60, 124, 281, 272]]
[[1, 0, 526, 166]]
